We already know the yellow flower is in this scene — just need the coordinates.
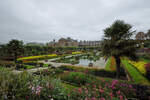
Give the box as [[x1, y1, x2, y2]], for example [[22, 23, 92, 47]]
[[129, 60, 146, 75]]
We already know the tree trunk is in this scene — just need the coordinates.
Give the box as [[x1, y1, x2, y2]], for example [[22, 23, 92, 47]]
[[14, 53, 17, 64], [114, 56, 121, 78]]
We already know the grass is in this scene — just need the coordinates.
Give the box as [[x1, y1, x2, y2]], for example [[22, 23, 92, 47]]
[[0, 66, 5, 70], [24, 65, 35, 69], [121, 59, 150, 85]]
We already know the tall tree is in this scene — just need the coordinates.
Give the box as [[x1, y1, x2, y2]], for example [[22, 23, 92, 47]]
[[101, 20, 138, 78], [7, 40, 24, 63]]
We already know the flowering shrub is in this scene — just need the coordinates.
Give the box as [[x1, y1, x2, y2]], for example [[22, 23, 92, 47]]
[[33, 68, 63, 76], [60, 72, 94, 85], [0, 69, 149, 99], [0, 70, 68, 100], [129, 60, 146, 75], [68, 79, 136, 100]]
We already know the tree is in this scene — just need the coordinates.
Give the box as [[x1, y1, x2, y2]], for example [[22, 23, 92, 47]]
[[7, 40, 24, 63], [101, 20, 138, 78]]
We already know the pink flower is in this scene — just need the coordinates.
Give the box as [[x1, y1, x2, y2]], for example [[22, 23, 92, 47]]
[[117, 90, 121, 95], [129, 85, 132, 88], [67, 94, 70, 97], [101, 98, 105, 100], [119, 95, 123, 100], [109, 92, 113, 99], [99, 88, 104, 93], [85, 90, 88, 93], [78, 88, 82, 93], [93, 85, 96, 88], [85, 97, 89, 100], [92, 97, 96, 100], [101, 78, 105, 82]]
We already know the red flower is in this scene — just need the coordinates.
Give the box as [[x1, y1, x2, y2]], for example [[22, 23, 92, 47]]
[[78, 88, 82, 93]]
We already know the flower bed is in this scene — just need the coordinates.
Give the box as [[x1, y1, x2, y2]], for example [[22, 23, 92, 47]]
[[121, 59, 150, 85], [17, 54, 58, 62], [105, 57, 116, 71], [72, 51, 82, 55], [128, 60, 146, 75], [0, 69, 149, 99]]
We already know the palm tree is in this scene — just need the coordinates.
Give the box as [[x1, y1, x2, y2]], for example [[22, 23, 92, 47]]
[[101, 20, 138, 78], [7, 39, 24, 63]]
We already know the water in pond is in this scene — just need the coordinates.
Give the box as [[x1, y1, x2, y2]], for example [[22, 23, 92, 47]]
[[76, 59, 93, 66], [76, 57, 106, 68]]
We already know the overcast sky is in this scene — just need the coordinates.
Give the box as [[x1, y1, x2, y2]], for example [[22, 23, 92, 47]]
[[0, 0, 150, 43]]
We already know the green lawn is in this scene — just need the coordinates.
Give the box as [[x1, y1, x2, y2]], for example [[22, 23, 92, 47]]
[[121, 59, 150, 85]]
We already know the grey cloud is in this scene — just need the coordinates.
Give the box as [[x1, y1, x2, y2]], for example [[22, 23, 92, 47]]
[[0, 0, 150, 43]]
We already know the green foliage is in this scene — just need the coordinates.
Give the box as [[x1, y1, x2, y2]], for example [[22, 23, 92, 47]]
[[60, 72, 94, 86], [59, 65, 119, 78], [33, 68, 63, 76], [0, 70, 68, 100], [7, 39, 24, 63], [0, 71, 33, 99], [101, 20, 138, 78], [24, 65, 35, 69]]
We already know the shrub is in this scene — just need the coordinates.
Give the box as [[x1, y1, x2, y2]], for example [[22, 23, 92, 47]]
[[60, 72, 95, 86], [0, 70, 67, 100], [33, 68, 63, 76], [68, 79, 137, 100], [0, 71, 33, 99], [59, 65, 118, 78]]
